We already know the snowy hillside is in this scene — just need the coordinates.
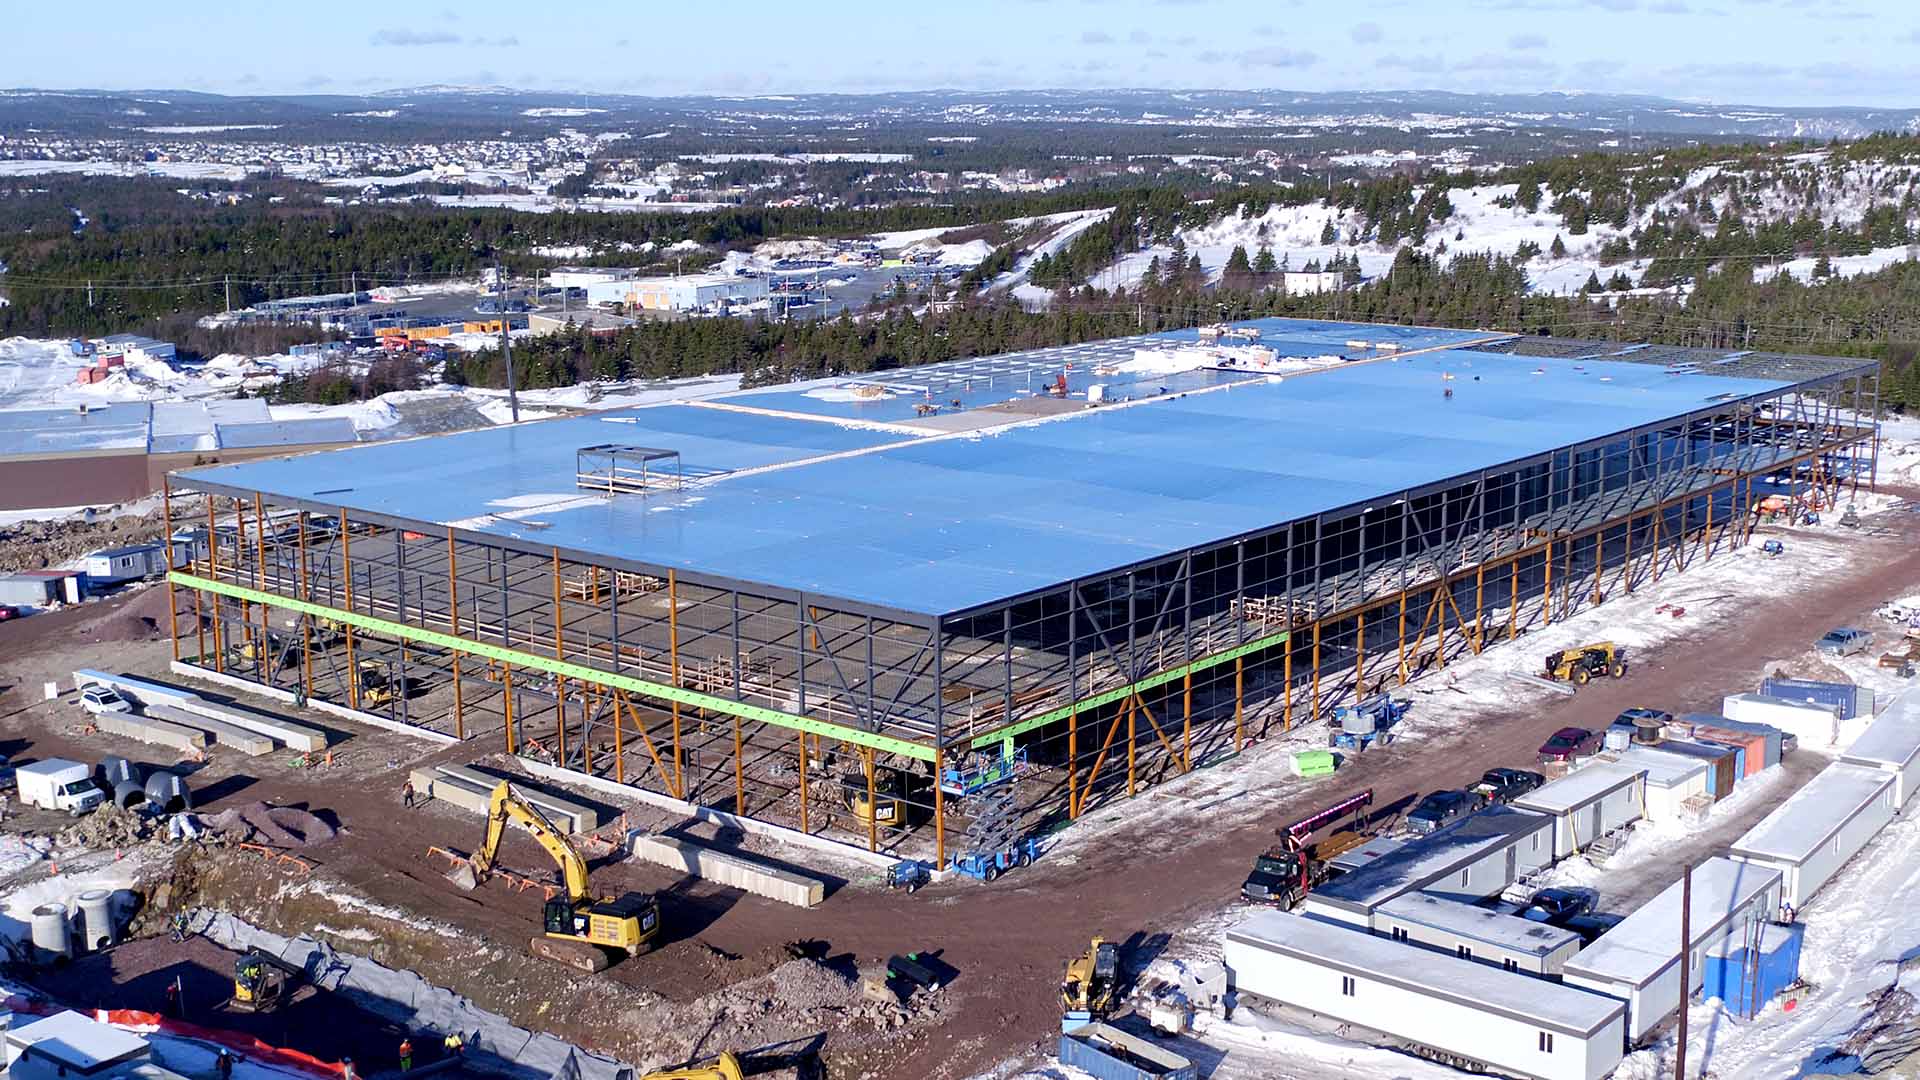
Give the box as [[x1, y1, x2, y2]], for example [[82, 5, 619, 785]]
[[1100, 147, 1920, 296]]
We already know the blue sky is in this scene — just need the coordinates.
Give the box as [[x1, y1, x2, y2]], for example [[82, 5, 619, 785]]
[[3, 0, 1915, 107]]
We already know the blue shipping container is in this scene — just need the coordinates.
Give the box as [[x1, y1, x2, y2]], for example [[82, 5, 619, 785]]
[[1702, 922, 1804, 1017], [1059, 1024, 1197, 1080], [1761, 677, 1871, 720]]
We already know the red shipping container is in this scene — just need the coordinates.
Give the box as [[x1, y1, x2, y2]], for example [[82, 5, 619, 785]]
[[1692, 726, 1769, 778]]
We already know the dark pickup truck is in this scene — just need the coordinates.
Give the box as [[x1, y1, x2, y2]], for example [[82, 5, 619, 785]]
[[1470, 768, 1546, 805]]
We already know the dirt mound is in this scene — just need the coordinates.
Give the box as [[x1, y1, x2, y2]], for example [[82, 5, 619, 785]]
[[200, 803, 337, 847], [56, 804, 155, 849], [0, 508, 166, 575], [76, 588, 171, 643]]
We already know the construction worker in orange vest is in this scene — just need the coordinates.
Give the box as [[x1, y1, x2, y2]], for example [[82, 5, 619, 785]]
[[397, 1039, 413, 1072]]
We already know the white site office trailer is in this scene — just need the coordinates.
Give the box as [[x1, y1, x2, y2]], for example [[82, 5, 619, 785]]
[[1561, 856, 1783, 1042], [1374, 892, 1584, 976], [1839, 689, 1920, 807], [1511, 762, 1646, 859], [1303, 807, 1555, 928], [1225, 910, 1627, 1080], [1729, 762, 1897, 907], [1605, 747, 1710, 821]]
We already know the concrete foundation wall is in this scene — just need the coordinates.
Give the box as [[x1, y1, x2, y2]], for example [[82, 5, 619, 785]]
[[144, 703, 277, 756], [92, 710, 208, 752], [176, 697, 326, 752], [411, 765, 600, 834], [631, 834, 825, 909]]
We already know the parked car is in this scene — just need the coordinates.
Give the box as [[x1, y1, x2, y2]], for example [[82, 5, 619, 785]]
[[1522, 887, 1597, 925], [1406, 790, 1486, 835], [0, 754, 14, 791], [1470, 767, 1545, 804], [0, 604, 21, 621], [1538, 726, 1596, 764], [1817, 627, 1874, 657], [1562, 912, 1626, 946], [78, 684, 133, 715]]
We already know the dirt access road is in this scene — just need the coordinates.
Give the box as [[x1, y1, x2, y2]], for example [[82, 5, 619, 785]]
[[3, 501, 1917, 1079]]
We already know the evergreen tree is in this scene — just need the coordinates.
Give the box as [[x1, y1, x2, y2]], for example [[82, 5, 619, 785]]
[[1254, 244, 1277, 275], [1319, 218, 1337, 244], [1581, 271, 1603, 293], [1812, 254, 1833, 279], [1143, 255, 1163, 287], [1550, 234, 1568, 259], [1225, 244, 1253, 278], [1516, 179, 1543, 214], [1185, 253, 1204, 281]]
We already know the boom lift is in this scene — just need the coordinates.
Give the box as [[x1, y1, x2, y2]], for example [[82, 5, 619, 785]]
[[1239, 788, 1374, 909], [449, 781, 660, 972]]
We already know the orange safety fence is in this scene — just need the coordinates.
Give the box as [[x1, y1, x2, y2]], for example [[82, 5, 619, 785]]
[[3, 996, 346, 1079]]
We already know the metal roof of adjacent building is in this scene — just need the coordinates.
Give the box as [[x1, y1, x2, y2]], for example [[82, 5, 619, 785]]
[[1563, 856, 1780, 989], [0, 403, 153, 457], [1308, 805, 1553, 914], [1730, 762, 1894, 864], [1377, 891, 1582, 958], [1511, 761, 1645, 815], [176, 318, 1875, 618], [1841, 689, 1920, 771], [1226, 909, 1624, 1037], [6, 1010, 150, 1072]]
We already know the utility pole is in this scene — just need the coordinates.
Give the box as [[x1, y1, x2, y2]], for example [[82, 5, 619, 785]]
[[224, 274, 231, 315], [497, 261, 519, 423], [1674, 863, 1693, 1080]]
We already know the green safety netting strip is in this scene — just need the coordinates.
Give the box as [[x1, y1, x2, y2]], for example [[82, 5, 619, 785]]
[[170, 571, 937, 761], [967, 626, 1291, 749]]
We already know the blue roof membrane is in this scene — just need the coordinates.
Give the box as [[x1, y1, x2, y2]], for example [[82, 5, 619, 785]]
[[183, 344, 1792, 618]]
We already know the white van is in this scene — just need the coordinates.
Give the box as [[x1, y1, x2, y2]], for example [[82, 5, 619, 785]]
[[15, 759, 104, 816]]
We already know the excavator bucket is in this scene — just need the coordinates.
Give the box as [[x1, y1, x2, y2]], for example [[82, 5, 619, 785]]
[[445, 861, 480, 891]]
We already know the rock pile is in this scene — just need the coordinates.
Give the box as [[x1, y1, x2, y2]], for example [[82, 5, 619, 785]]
[[56, 804, 155, 849], [198, 803, 337, 847]]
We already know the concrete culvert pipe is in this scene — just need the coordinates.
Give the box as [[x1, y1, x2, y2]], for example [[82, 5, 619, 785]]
[[75, 889, 115, 952], [144, 772, 191, 813], [30, 904, 70, 964], [113, 780, 147, 810], [97, 756, 137, 788]]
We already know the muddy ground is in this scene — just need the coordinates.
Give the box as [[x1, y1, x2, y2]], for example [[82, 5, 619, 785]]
[[2, 492, 1919, 1079]]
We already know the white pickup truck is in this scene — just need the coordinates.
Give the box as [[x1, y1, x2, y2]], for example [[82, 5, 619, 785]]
[[15, 759, 104, 815]]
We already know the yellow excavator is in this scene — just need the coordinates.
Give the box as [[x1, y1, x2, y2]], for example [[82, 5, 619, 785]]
[[448, 780, 661, 972], [639, 1054, 744, 1080], [1060, 937, 1121, 1030]]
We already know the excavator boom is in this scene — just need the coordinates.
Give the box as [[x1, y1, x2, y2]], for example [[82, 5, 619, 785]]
[[449, 781, 591, 900]]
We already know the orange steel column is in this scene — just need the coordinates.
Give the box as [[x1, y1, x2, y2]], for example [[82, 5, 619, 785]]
[[448, 530, 463, 740], [1354, 610, 1366, 697], [613, 690, 627, 784], [1067, 704, 1080, 817], [1473, 566, 1486, 654], [1543, 537, 1553, 624], [551, 551, 567, 766], [1126, 696, 1137, 798], [1508, 562, 1519, 640], [1282, 642, 1293, 730], [298, 514, 313, 699], [733, 714, 745, 814], [341, 510, 357, 710], [933, 745, 946, 869], [163, 478, 180, 662], [1396, 592, 1408, 684], [1310, 622, 1322, 720], [1233, 656, 1244, 751], [503, 666, 517, 754], [865, 748, 878, 853], [668, 571, 685, 794], [798, 730, 810, 834], [1182, 672, 1192, 770], [207, 495, 224, 673]]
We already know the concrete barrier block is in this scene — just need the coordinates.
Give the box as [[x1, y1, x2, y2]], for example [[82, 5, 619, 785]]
[[410, 767, 598, 834], [145, 704, 277, 756], [177, 698, 326, 752], [93, 710, 209, 752], [432, 765, 598, 833], [632, 834, 824, 908]]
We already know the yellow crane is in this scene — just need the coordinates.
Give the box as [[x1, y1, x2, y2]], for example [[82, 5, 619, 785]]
[[640, 1053, 744, 1080], [449, 780, 661, 972]]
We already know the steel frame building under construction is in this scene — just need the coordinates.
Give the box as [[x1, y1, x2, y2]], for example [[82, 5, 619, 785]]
[[162, 318, 1879, 867]]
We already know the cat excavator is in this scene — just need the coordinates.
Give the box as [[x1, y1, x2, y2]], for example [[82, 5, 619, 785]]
[[448, 780, 660, 972], [639, 1053, 744, 1080]]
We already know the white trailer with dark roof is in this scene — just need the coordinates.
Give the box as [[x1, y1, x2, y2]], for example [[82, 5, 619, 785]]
[[1224, 910, 1626, 1080], [1374, 891, 1583, 976], [1560, 856, 1783, 1042], [1839, 689, 1920, 807], [1729, 761, 1897, 908], [1303, 806, 1555, 928], [1511, 761, 1646, 859]]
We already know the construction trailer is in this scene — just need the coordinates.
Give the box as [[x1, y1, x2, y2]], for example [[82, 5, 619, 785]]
[[1729, 762, 1898, 908], [1303, 806, 1555, 928], [1372, 891, 1583, 976], [1560, 856, 1783, 1042], [1224, 910, 1627, 1080], [1722, 693, 1851, 752], [1510, 761, 1645, 860], [156, 318, 1881, 864], [1838, 689, 1920, 807], [1603, 746, 1709, 821]]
